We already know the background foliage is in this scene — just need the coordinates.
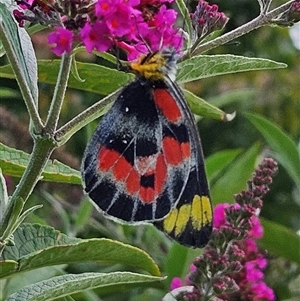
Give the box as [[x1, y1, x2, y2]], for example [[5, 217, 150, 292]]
[[0, 0, 299, 300]]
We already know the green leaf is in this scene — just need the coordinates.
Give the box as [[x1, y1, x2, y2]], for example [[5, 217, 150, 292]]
[[6, 272, 164, 301], [1, 224, 160, 278], [0, 196, 24, 240], [164, 243, 189, 287], [0, 3, 38, 104], [183, 89, 234, 121], [0, 60, 133, 96], [176, 0, 193, 47], [38, 60, 133, 95], [177, 55, 286, 83], [2, 224, 80, 261], [0, 260, 18, 278], [245, 113, 300, 185], [260, 218, 300, 264], [211, 143, 261, 204], [164, 243, 203, 290], [208, 89, 259, 108], [0, 87, 20, 98], [0, 143, 81, 184], [1, 266, 64, 300], [206, 149, 243, 183], [0, 168, 9, 220]]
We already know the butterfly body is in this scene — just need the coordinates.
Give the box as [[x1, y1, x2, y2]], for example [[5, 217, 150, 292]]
[[82, 49, 213, 247]]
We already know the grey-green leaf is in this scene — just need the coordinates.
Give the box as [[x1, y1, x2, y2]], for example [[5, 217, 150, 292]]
[[6, 272, 164, 301], [177, 54, 287, 83], [0, 3, 38, 104], [0, 143, 81, 184], [1, 224, 160, 279], [245, 113, 300, 185]]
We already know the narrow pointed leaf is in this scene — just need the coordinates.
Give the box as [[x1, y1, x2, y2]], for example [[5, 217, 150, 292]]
[[0, 143, 81, 184], [206, 149, 243, 183], [0, 260, 18, 278], [260, 218, 300, 264], [0, 60, 133, 95], [0, 168, 9, 220], [208, 89, 258, 107], [183, 89, 230, 121], [1, 224, 160, 278], [0, 3, 38, 103], [211, 143, 261, 204], [245, 113, 300, 185], [177, 55, 286, 83], [6, 272, 164, 301]]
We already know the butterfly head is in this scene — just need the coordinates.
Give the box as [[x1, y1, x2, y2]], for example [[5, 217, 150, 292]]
[[129, 48, 179, 81]]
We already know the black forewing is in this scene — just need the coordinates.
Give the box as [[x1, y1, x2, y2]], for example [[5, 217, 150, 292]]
[[154, 77, 213, 248]]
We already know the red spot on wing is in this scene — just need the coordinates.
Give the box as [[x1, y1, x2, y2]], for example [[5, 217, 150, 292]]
[[181, 142, 191, 159], [126, 169, 140, 194], [139, 186, 155, 203], [155, 153, 167, 195], [98, 147, 119, 171], [113, 156, 133, 181], [163, 136, 183, 165], [153, 89, 181, 122]]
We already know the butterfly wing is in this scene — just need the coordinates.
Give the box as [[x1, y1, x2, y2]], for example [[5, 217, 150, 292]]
[[154, 78, 213, 248], [81, 77, 193, 223]]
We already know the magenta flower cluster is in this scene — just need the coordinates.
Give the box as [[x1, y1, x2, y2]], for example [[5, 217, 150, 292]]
[[13, 0, 183, 59], [213, 204, 275, 301], [170, 158, 278, 301]]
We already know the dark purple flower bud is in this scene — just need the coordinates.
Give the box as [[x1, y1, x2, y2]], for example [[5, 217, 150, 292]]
[[13, 9, 26, 27], [272, 0, 300, 26], [190, 0, 228, 40]]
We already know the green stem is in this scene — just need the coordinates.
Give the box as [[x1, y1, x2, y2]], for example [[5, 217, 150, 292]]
[[0, 17, 43, 133], [0, 137, 56, 242], [44, 53, 73, 134], [0, 53, 73, 248]]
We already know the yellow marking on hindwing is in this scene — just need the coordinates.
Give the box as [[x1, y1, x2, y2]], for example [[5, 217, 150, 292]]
[[190, 195, 212, 230], [191, 195, 202, 230], [163, 195, 212, 237], [202, 196, 213, 224], [174, 204, 191, 236], [163, 209, 178, 234]]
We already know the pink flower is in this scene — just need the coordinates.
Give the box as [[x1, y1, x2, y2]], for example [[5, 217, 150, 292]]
[[249, 215, 264, 238], [213, 203, 229, 228], [95, 0, 118, 17], [105, 4, 132, 36], [245, 261, 264, 282], [144, 4, 182, 51], [213, 203, 240, 228], [170, 277, 183, 290], [244, 238, 258, 253], [252, 282, 275, 301], [48, 27, 73, 56], [80, 21, 112, 53]]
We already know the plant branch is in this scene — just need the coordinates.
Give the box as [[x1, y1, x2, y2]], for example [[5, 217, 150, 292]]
[[44, 53, 73, 134], [0, 20, 43, 133], [182, 0, 295, 58]]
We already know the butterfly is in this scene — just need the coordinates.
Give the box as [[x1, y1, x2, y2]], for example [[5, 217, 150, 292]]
[[81, 48, 212, 248]]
